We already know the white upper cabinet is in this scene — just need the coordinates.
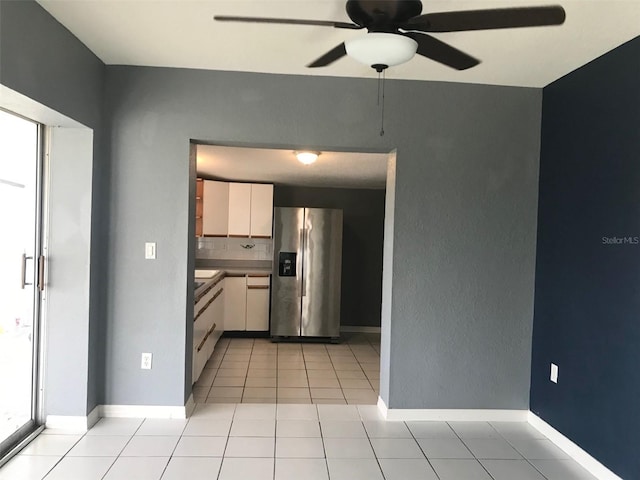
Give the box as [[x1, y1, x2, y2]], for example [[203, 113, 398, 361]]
[[228, 183, 252, 237], [250, 184, 274, 238], [202, 181, 229, 236], [199, 180, 273, 239]]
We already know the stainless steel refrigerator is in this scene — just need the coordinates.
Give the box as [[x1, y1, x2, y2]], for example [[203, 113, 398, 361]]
[[271, 207, 343, 340]]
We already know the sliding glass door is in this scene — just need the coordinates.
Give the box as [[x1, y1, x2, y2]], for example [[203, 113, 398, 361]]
[[0, 109, 43, 458]]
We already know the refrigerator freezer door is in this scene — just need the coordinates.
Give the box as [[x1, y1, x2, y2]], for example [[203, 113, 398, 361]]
[[301, 208, 343, 337], [271, 208, 304, 337]]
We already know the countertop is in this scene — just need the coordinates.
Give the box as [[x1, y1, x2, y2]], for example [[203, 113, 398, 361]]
[[194, 267, 273, 304]]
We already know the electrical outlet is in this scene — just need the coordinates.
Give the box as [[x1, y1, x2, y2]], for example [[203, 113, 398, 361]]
[[145, 242, 156, 260], [550, 363, 558, 383], [141, 352, 153, 370]]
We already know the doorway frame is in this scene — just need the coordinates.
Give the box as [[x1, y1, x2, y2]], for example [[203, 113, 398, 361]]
[[185, 139, 397, 408]]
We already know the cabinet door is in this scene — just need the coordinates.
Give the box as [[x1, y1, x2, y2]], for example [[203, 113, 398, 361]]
[[224, 276, 247, 330], [228, 183, 251, 237], [250, 184, 274, 238], [246, 276, 270, 331], [246, 288, 269, 331], [202, 181, 229, 236]]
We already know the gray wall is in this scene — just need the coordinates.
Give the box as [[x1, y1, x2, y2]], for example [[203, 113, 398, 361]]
[[388, 88, 541, 408], [274, 186, 385, 328], [105, 65, 541, 409], [0, 0, 106, 415]]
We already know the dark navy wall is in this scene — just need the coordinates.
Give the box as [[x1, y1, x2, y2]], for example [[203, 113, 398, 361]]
[[274, 186, 385, 328], [531, 36, 640, 479]]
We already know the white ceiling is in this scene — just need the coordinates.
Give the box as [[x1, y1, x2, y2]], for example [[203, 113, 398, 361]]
[[35, 1, 640, 188], [37, 0, 640, 88], [196, 145, 389, 189]]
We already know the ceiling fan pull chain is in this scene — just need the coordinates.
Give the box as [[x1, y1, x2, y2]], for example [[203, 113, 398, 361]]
[[380, 69, 385, 137], [377, 70, 381, 106]]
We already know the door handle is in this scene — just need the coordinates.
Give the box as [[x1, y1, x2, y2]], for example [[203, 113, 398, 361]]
[[37, 255, 45, 292], [21, 254, 33, 289]]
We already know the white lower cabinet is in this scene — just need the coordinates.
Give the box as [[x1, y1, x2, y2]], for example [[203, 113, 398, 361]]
[[192, 279, 224, 384], [224, 276, 247, 331], [246, 276, 270, 331], [224, 274, 270, 331]]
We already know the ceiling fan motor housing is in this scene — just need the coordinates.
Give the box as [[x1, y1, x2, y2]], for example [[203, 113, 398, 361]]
[[345, 0, 423, 29]]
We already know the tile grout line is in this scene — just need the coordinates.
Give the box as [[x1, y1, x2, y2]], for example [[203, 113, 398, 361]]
[[489, 423, 553, 480], [215, 404, 235, 480], [446, 421, 500, 480], [38, 431, 86, 480], [404, 420, 443, 480], [361, 417, 389, 480], [326, 346, 349, 405], [90, 418, 146, 480], [239, 339, 254, 403]]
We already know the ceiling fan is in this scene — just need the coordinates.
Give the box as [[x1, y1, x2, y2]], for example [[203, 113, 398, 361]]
[[215, 0, 566, 72]]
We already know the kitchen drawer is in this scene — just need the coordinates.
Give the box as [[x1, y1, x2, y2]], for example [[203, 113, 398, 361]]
[[246, 275, 270, 286], [195, 279, 221, 313], [192, 283, 224, 384]]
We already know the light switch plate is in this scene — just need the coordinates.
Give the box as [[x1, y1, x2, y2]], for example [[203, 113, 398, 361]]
[[550, 363, 558, 383], [145, 242, 156, 259]]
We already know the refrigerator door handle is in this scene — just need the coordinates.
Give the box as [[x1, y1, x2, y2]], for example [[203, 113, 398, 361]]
[[301, 228, 308, 297], [297, 228, 304, 297]]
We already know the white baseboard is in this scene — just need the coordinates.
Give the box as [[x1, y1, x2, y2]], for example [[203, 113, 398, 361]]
[[377, 397, 528, 422], [528, 412, 623, 480], [99, 403, 191, 419], [340, 326, 381, 333], [46, 397, 197, 430], [45, 405, 100, 433]]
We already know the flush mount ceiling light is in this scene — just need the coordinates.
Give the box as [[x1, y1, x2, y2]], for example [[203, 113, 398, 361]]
[[295, 151, 320, 165], [345, 33, 418, 70]]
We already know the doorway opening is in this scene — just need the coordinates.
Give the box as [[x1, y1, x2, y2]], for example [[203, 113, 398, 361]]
[[0, 109, 44, 458], [190, 143, 392, 406]]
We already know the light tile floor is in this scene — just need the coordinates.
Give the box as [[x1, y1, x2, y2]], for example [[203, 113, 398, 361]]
[[0, 405, 598, 480], [194, 334, 381, 405]]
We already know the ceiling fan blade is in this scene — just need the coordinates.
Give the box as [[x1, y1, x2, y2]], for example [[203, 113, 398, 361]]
[[405, 32, 479, 70], [307, 43, 347, 68], [214, 15, 362, 30], [401, 6, 566, 32]]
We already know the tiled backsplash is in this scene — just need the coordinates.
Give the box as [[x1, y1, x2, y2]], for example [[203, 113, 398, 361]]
[[196, 236, 273, 261]]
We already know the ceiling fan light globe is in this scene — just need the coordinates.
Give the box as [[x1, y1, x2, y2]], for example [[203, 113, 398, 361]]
[[345, 33, 418, 67]]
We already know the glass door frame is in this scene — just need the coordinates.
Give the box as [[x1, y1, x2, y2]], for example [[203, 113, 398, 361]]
[[0, 109, 47, 462]]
